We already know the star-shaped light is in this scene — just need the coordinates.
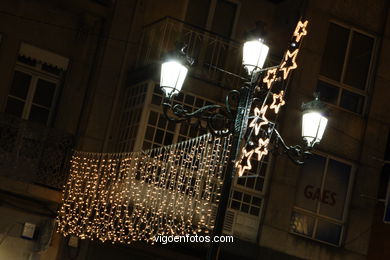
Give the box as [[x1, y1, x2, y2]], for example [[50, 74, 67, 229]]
[[263, 68, 278, 89], [293, 20, 308, 43], [249, 105, 269, 136], [280, 49, 299, 79], [254, 138, 269, 161], [235, 148, 254, 177], [270, 90, 286, 114]]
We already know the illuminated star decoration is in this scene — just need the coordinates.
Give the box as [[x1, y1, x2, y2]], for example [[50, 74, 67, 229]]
[[254, 138, 269, 161], [236, 149, 254, 177], [280, 49, 299, 79], [263, 68, 278, 89], [293, 20, 308, 42], [270, 90, 286, 114], [249, 105, 269, 136]]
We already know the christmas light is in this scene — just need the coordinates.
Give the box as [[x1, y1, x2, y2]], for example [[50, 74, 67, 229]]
[[263, 68, 278, 89], [270, 90, 286, 114], [234, 19, 309, 176], [235, 148, 254, 177], [280, 49, 299, 80], [249, 105, 269, 136], [57, 134, 231, 244], [254, 138, 269, 161], [293, 20, 308, 42]]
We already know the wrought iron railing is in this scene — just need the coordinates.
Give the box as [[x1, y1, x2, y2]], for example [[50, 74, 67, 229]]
[[136, 16, 245, 89], [0, 113, 73, 190]]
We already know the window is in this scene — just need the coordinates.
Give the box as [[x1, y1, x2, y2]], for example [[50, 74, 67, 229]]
[[378, 130, 390, 223], [117, 83, 215, 152], [290, 154, 354, 246], [185, 0, 238, 39], [210, 0, 237, 38], [91, 0, 112, 6], [378, 131, 390, 200], [185, 0, 210, 29], [117, 82, 148, 152], [317, 22, 375, 114], [4, 43, 68, 125], [228, 154, 270, 219], [142, 85, 211, 150], [184, 0, 240, 88], [143, 110, 176, 149], [237, 155, 269, 191], [230, 190, 263, 217]]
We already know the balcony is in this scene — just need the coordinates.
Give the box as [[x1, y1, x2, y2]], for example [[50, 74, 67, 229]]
[[136, 16, 244, 89], [0, 113, 73, 190]]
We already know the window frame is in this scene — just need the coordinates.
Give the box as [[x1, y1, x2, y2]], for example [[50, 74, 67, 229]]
[[229, 188, 264, 217], [142, 108, 180, 149], [291, 151, 356, 247], [184, 0, 241, 39], [233, 153, 272, 199], [134, 83, 219, 151], [318, 20, 377, 115], [5, 61, 62, 126]]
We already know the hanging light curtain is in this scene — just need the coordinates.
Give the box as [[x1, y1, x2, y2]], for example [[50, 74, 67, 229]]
[[57, 134, 231, 244]]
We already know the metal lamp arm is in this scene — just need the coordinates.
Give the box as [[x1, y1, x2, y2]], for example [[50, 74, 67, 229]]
[[273, 128, 312, 165], [162, 97, 235, 136], [162, 101, 221, 121], [225, 90, 240, 118]]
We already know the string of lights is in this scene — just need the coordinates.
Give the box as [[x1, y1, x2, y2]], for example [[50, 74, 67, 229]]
[[56, 134, 231, 244], [235, 19, 309, 177]]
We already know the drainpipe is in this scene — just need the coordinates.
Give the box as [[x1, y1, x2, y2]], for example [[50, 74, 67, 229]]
[[74, 14, 109, 149], [357, 0, 390, 201], [101, 0, 140, 152], [356, 0, 389, 185]]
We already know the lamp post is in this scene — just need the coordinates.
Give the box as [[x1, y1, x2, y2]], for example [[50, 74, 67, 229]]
[[159, 21, 327, 260]]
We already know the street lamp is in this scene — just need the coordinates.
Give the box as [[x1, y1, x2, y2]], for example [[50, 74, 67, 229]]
[[270, 93, 328, 166], [160, 47, 193, 99], [159, 20, 327, 260], [160, 61, 188, 97], [301, 94, 328, 147], [242, 38, 269, 74]]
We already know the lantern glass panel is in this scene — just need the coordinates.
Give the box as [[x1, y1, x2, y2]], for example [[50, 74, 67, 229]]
[[160, 61, 188, 97], [243, 40, 269, 74], [302, 112, 328, 146]]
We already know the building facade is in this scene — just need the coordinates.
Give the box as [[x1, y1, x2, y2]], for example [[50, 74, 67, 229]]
[[0, 0, 389, 259]]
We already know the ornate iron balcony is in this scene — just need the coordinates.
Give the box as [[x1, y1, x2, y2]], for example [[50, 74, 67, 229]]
[[136, 16, 245, 89], [0, 113, 74, 190]]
